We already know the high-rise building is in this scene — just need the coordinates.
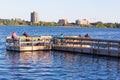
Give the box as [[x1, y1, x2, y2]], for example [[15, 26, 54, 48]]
[[58, 19, 68, 26], [76, 19, 90, 25], [31, 11, 39, 23]]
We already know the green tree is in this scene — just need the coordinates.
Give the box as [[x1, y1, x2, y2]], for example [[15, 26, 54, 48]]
[[95, 21, 106, 28], [104, 23, 114, 28]]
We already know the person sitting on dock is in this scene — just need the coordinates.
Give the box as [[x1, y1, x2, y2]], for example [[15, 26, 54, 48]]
[[11, 32, 17, 40], [11, 32, 18, 45], [59, 34, 64, 45], [60, 34, 64, 39], [23, 32, 29, 37], [84, 34, 90, 38], [23, 32, 30, 41], [79, 34, 81, 37]]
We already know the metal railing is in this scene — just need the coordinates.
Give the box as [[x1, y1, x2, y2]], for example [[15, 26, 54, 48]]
[[53, 37, 120, 57]]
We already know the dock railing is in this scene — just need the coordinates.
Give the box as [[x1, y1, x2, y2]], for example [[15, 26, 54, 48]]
[[53, 36, 120, 57], [6, 36, 52, 51]]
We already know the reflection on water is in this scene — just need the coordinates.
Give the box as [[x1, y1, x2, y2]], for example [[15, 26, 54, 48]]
[[3, 51, 120, 80], [6, 51, 52, 64]]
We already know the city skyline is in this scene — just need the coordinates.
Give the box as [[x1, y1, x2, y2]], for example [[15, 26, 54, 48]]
[[0, 0, 120, 23]]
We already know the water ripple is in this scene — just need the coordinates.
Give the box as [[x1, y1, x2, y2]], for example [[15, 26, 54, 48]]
[[0, 26, 120, 80]]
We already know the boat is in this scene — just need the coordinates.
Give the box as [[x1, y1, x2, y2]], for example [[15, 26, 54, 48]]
[[6, 36, 52, 51]]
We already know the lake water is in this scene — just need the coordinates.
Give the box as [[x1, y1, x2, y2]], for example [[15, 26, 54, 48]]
[[0, 26, 120, 80]]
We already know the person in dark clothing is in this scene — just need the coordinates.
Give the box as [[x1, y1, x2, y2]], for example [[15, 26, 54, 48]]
[[23, 32, 30, 41], [84, 34, 90, 38], [23, 32, 29, 37]]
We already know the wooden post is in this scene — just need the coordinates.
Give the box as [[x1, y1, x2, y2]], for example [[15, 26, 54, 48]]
[[118, 42, 120, 57], [19, 38, 20, 46], [73, 39, 75, 52], [81, 39, 83, 53], [97, 40, 100, 54], [73, 39, 74, 47], [32, 37, 33, 51], [91, 40, 93, 54], [108, 42, 110, 56]]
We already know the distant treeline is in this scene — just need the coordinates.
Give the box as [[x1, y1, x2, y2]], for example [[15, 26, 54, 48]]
[[0, 19, 58, 26], [0, 19, 120, 28]]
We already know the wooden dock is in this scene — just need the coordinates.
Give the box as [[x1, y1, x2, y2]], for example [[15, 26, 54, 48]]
[[6, 36, 52, 51], [52, 36, 120, 57], [6, 36, 120, 57]]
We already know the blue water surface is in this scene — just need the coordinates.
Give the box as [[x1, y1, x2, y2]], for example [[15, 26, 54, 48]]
[[0, 26, 120, 80]]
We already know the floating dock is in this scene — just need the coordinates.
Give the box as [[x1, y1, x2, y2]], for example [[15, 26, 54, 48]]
[[52, 36, 120, 57], [6, 36, 52, 51], [6, 36, 120, 57]]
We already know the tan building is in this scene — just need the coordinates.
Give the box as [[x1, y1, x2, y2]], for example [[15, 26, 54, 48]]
[[31, 11, 39, 23], [58, 19, 68, 26], [76, 19, 89, 25], [15, 18, 23, 22]]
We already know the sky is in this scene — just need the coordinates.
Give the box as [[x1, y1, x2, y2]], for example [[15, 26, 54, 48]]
[[0, 0, 120, 23]]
